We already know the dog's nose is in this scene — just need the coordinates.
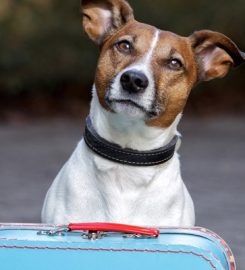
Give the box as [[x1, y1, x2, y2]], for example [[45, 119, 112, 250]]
[[120, 70, 149, 94]]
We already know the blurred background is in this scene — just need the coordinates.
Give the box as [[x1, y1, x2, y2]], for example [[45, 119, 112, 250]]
[[0, 0, 244, 268], [0, 0, 245, 118]]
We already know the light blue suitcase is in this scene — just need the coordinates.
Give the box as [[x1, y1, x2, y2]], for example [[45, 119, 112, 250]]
[[0, 223, 236, 270]]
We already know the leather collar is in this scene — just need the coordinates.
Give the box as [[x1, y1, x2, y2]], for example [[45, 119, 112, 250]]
[[84, 116, 178, 167]]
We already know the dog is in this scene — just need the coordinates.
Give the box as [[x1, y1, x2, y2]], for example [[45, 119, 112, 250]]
[[42, 0, 244, 226]]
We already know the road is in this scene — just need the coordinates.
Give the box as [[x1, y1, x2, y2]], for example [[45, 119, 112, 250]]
[[0, 115, 244, 268]]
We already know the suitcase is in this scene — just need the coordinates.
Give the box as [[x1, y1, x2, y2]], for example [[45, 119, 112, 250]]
[[0, 222, 236, 270]]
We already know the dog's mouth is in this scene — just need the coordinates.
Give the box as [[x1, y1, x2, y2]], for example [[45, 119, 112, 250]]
[[103, 76, 163, 119], [105, 97, 159, 119]]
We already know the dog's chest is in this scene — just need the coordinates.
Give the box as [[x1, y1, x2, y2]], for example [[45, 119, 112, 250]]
[[90, 154, 178, 221]]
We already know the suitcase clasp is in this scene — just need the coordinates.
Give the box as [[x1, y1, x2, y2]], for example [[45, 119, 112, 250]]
[[37, 226, 68, 237], [82, 231, 105, 240]]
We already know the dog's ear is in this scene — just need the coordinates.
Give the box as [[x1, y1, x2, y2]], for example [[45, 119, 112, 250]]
[[81, 0, 134, 44], [189, 30, 245, 81]]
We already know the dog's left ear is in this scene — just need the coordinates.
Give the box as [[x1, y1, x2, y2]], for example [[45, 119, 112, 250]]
[[81, 0, 134, 45], [189, 30, 245, 81]]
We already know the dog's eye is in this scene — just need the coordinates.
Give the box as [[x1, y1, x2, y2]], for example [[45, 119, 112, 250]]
[[116, 40, 132, 54], [168, 58, 183, 70]]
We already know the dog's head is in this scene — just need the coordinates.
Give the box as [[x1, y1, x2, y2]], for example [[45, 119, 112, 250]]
[[81, 0, 244, 128]]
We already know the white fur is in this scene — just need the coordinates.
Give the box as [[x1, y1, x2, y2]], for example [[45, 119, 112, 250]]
[[42, 88, 195, 226]]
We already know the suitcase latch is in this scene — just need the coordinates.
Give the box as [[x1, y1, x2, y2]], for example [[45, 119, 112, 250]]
[[82, 231, 105, 240], [37, 227, 68, 237]]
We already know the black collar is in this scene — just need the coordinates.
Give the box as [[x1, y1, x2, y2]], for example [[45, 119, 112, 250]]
[[84, 116, 178, 167]]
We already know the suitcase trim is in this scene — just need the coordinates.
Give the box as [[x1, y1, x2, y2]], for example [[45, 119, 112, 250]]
[[0, 244, 218, 270], [175, 227, 235, 270]]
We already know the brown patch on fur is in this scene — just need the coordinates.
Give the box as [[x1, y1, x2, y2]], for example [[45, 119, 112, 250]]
[[147, 32, 198, 128]]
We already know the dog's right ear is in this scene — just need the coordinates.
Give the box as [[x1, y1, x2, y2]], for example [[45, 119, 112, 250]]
[[81, 0, 134, 45], [189, 30, 245, 82]]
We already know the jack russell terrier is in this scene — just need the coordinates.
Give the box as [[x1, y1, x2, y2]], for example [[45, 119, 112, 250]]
[[42, 0, 244, 226]]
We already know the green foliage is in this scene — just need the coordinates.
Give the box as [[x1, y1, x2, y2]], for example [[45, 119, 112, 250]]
[[0, 0, 244, 95]]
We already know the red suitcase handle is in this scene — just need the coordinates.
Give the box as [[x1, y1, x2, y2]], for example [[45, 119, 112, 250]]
[[68, 223, 160, 237]]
